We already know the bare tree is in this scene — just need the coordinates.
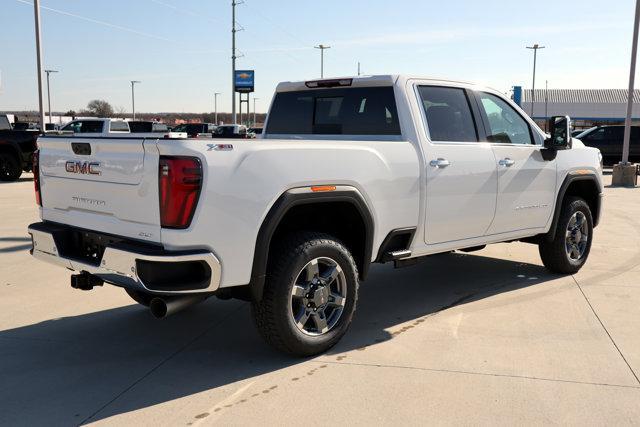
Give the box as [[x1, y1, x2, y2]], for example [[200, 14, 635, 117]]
[[86, 100, 114, 117]]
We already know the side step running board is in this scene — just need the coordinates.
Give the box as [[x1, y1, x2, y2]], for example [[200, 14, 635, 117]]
[[386, 249, 411, 260]]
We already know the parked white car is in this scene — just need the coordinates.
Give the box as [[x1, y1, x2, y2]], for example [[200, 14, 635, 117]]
[[29, 75, 603, 355]]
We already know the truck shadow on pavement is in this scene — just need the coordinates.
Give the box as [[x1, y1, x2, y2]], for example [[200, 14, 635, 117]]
[[0, 251, 559, 425]]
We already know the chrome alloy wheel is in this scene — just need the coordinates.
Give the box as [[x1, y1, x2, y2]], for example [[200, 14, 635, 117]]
[[290, 257, 347, 336], [565, 211, 589, 261]]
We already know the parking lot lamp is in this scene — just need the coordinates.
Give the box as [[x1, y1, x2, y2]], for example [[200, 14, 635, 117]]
[[315, 44, 331, 78], [622, 0, 640, 165], [33, 0, 46, 132], [130, 80, 141, 120], [253, 97, 259, 125], [214, 92, 221, 125], [526, 44, 545, 117], [45, 69, 58, 123]]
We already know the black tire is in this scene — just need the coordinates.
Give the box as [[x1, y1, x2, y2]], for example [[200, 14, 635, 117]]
[[125, 289, 154, 307], [539, 197, 593, 274], [0, 152, 22, 182], [251, 232, 359, 356]]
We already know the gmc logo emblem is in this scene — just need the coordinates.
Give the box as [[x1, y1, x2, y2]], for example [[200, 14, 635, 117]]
[[65, 161, 101, 175]]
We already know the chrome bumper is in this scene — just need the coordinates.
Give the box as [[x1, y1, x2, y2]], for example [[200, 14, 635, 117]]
[[28, 223, 221, 295]]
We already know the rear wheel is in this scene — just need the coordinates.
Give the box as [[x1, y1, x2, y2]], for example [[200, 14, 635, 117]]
[[539, 197, 593, 274], [125, 289, 154, 307], [0, 152, 22, 182], [251, 232, 359, 356]]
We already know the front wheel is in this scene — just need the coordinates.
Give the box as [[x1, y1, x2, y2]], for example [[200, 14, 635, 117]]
[[0, 153, 22, 182], [539, 197, 593, 274], [251, 232, 359, 356]]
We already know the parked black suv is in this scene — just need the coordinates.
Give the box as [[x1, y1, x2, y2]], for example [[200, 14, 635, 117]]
[[577, 125, 640, 165], [0, 129, 39, 181]]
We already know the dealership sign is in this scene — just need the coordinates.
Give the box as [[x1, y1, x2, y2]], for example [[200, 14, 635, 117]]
[[234, 70, 255, 93]]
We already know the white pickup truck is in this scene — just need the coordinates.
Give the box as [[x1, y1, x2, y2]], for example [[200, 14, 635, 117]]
[[29, 75, 603, 356], [58, 118, 187, 139]]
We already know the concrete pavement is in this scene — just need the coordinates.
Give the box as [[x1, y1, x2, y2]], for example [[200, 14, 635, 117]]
[[1, 173, 639, 425]]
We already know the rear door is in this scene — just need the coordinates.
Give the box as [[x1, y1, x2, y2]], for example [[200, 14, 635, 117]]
[[473, 91, 555, 234], [418, 85, 498, 244], [38, 136, 162, 242]]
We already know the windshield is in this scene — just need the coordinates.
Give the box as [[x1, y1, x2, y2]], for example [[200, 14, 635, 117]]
[[576, 127, 597, 139]]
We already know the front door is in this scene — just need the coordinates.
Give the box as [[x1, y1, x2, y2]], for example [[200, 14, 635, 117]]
[[473, 91, 556, 235], [417, 85, 498, 244]]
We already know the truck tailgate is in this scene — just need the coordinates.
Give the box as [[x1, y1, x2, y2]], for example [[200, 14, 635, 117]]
[[38, 137, 162, 242]]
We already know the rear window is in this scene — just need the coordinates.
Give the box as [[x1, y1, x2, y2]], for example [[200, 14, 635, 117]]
[[266, 87, 400, 136]]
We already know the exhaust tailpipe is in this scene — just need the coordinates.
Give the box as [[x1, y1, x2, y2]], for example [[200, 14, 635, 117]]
[[149, 294, 208, 319]]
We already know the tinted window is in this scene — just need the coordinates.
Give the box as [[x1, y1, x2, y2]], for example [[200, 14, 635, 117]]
[[266, 87, 400, 135], [604, 127, 624, 141], [477, 92, 532, 145], [129, 122, 153, 132], [418, 86, 477, 142], [62, 121, 104, 133]]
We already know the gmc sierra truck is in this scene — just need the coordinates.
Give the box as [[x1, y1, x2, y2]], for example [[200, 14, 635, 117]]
[[28, 75, 603, 356]]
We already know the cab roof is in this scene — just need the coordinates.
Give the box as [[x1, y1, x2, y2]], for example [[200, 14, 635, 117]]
[[275, 75, 480, 92]]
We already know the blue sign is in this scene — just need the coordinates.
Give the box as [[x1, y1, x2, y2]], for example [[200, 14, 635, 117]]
[[512, 86, 522, 106], [235, 70, 255, 93]]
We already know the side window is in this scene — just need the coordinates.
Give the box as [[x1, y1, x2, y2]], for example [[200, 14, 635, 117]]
[[604, 127, 623, 141], [62, 121, 103, 133], [109, 121, 129, 132], [418, 86, 478, 142], [477, 92, 533, 145]]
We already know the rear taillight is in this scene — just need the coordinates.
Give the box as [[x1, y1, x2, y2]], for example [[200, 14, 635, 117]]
[[158, 156, 202, 229], [33, 150, 41, 206]]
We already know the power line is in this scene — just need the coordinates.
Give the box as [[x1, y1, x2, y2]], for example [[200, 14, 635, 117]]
[[148, 0, 222, 24], [15, 0, 175, 43]]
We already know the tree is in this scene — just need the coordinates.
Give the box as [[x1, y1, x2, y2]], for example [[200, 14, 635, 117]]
[[86, 100, 114, 117]]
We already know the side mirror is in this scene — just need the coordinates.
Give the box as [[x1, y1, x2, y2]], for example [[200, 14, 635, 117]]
[[545, 115, 572, 150]]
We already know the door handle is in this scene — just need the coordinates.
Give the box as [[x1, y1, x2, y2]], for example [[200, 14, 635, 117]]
[[429, 158, 451, 168], [499, 158, 515, 167]]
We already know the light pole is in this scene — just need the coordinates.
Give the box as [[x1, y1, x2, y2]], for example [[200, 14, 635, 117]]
[[130, 80, 141, 120], [45, 69, 58, 124], [231, 0, 244, 125], [622, 0, 640, 165], [315, 44, 331, 78], [33, 0, 46, 132], [526, 44, 545, 118], [613, 0, 640, 187], [545, 80, 549, 120], [253, 97, 259, 125], [214, 92, 221, 125]]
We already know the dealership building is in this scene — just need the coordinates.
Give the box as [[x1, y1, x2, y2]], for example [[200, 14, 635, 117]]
[[514, 87, 640, 131]]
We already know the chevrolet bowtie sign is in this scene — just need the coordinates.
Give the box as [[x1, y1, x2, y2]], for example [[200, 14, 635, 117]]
[[234, 70, 255, 93]]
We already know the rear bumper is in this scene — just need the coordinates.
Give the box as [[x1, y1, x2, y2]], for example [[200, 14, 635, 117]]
[[28, 222, 221, 295]]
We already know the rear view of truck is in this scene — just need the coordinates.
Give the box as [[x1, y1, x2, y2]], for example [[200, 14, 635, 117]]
[[29, 136, 221, 311]]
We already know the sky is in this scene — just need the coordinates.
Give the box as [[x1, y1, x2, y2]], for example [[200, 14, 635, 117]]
[[0, 0, 637, 114]]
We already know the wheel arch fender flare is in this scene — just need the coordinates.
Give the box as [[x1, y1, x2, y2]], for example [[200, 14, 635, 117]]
[[248, 186, 375, 302], [546, 173, 602, 242]]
